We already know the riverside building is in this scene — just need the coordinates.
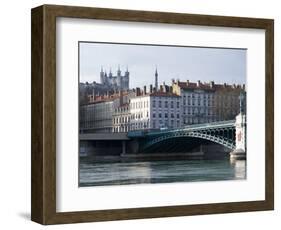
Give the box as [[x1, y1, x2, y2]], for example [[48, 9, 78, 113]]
[[172, 80, 245, 124], [80, 66, 245, 133]]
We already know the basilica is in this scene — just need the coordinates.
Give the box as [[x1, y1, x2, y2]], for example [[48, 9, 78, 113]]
[[99, 66, 129, 91]]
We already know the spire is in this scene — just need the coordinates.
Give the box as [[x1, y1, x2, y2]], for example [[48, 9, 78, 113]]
[[100, 66, 105, 84], [109, 67, 113, 77], [117, 64, 121, 76], [155, 66, 158, 91], [125, 65, 129, 76]]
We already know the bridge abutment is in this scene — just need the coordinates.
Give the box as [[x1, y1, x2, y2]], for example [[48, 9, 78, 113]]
[[230, 113, 246, 160]]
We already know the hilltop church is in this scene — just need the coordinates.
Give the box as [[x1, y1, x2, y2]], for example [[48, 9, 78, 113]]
[[99, 66, 129, 91]]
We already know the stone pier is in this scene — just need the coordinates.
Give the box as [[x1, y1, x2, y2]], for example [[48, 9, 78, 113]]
[[230, 112, 246, 160]]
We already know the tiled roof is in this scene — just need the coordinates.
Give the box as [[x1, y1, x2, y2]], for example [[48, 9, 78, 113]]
[[177, 82, 215, 91], [176, 81, 243, 91], [149, 91, 180, 97]]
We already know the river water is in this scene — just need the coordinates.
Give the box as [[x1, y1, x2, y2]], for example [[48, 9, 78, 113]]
[[79, 158, 246, 187]]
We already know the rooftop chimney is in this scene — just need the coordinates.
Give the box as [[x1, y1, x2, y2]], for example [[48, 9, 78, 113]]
[[162, 82, 166, 92], [149, 84, 153, 93], [197, 80, 201, 87], [136, 87, 141, 96], [169, 86, 173, 93], [143, 86, 147, 95], [210, 81, 214, 88]]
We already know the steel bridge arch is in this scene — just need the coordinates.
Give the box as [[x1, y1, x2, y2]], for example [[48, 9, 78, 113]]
[[142, 131, 236, 152]]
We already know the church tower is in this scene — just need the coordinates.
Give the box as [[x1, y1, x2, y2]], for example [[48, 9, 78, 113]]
[[100, 66, 105, 84], [155, 67, 158, 91], [124, 66, 129, 90], [117, 65, 122, 89]]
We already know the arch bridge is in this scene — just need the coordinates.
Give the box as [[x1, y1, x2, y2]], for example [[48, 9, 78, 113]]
[[128, 120, 237, 152]]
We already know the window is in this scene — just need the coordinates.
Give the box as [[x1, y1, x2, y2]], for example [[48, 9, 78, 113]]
[[177, 101, 180, 108], [159, 113, 162, 118], [152, 100, 156, 107], [177, 114, 180, 119], [165, 101, 168, 108], [165, 113, 168, 118], [171, 101, 174, 108], [159, 101, 162, 107], [171, 113, 174, 118], [153, 113, 156, 118]]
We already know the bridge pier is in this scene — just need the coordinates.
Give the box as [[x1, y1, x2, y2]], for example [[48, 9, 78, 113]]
[[230, 112, 246, 160]]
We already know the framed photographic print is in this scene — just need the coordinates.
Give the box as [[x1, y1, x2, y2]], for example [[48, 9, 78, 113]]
[[31, 4, 274, 225]]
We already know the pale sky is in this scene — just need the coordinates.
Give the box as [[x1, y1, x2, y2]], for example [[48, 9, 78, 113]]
[[79, 42, 246, 88]]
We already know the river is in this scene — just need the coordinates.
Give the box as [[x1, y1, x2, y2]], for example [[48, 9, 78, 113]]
[[79, 157, 246, 187]]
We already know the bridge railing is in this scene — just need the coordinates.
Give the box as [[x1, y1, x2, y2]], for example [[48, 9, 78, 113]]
[[127, 120, 236, 137], [142, 120, 236, 137]]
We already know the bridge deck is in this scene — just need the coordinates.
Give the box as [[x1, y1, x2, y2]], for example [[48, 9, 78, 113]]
[[128, 120, 236, 138], [80, 133, 130, 140]]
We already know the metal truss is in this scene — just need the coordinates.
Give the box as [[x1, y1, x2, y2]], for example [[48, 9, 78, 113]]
[[141, 121, 236, 151]]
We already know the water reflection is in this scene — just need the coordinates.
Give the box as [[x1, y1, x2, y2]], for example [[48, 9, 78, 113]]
[[230, 158, 247, 179], [79, 158, 246, 187]]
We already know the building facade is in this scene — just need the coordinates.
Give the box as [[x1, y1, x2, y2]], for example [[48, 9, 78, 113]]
[[213, 84, 244, 121], [172, 80, 216, 125], [127, 91, 182, 131], [80, 100, 114, 133], [172, 80, 245, 124], [80, 91, 130, 133], [112, 103, 131, 133]]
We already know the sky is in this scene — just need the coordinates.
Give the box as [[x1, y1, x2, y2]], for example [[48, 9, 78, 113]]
[[79, 42, 246, 88]]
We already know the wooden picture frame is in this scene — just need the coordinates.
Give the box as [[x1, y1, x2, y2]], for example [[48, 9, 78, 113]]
[[31, 4, 274, 225]]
